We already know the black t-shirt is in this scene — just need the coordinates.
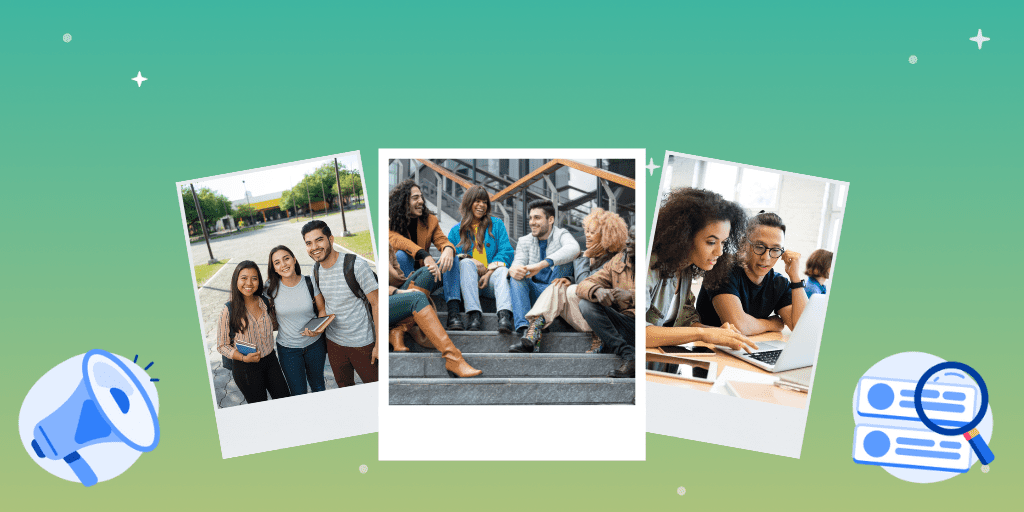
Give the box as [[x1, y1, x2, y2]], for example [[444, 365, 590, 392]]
[[695, 265, 793, 327]]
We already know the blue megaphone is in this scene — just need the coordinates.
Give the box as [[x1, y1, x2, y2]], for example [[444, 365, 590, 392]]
[[30, 349, 159, 487]]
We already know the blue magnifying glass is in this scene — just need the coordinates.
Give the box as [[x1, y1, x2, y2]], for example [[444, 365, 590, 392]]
[[914, 361, 994, 468]]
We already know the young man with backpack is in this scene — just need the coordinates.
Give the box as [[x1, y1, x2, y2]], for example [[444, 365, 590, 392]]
[[302, 220, 380, 387]]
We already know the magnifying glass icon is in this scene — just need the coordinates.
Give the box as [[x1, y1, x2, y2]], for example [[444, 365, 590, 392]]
[[914, 361, 995, 468]]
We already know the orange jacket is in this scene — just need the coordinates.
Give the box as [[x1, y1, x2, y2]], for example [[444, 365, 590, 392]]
[[388, 213, 454, 265]]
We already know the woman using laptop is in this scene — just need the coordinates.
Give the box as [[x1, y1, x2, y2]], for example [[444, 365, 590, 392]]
[[216, 260, 291, 404], [645, 188, 759, 353], [265, 245, 334, 395]]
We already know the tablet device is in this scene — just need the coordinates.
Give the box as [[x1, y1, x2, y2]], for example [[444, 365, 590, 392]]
[[303, 316, 331, 333], [646, 355, 717, 384], [661, 343, 715, 356]]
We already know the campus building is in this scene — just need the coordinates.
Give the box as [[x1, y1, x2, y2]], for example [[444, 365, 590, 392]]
[[388, 158, 635, 242]]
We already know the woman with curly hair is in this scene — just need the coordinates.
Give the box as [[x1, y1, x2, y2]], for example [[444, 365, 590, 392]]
[[445, 185, 515, 331], [803, 249, 833, 297], [646, 188, 758, 352], [509, 208, 629, 353], [388, 178, 464, 330]]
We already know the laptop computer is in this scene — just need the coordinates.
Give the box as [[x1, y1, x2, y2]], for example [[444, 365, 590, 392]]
[[718, 294, 828, 373]]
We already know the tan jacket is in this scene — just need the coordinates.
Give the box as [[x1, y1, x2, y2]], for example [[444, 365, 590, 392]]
[[577, 251, 635, 317], [388, 213, 454, 265]]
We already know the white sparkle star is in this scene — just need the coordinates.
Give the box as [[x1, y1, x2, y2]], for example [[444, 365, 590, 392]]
[[645, 157, 660, 176], [132, 71, 148, 87], [970, 29, 990, 49]]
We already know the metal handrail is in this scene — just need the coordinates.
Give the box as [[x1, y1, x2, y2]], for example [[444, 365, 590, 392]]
[[490, 159, 635, 202], [416, 159, 475, 190]]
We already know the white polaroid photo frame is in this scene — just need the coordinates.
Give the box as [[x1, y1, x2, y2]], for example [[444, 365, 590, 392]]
[[646, 150, 847, 458], [378, 149, 646, 461], [176, 150, 378, 459]]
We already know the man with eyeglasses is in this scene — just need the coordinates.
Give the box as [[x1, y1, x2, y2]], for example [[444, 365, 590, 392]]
[[694, 212, 808, 336]]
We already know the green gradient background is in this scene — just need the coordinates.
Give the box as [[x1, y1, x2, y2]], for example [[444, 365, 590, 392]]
[[2, 1, 1017, 509]]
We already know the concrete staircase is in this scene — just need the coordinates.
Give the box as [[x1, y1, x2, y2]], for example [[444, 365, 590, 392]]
[[389, 299, 636, 405]]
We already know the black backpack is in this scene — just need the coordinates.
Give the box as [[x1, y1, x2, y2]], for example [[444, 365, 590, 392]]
[[221, 294, 272, 372], [314, 253, 377, 343]]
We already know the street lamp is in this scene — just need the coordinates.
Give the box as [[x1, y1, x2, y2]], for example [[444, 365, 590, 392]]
[[305, 180, 313, 219], [334, 158, 353, 237], [190, 183, 218, 265], [242, 179, 253, 229]]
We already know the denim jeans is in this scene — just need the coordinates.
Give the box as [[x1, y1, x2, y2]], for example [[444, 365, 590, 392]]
[[276, 337, 327, 395], [396, 250, 458, 303], [458, 258, 511, 313], [579, 301, 635, 361], [509, 263, 573, 330]]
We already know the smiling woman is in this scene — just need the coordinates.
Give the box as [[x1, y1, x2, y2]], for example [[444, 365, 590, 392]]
[[216, 260, 291, 404]]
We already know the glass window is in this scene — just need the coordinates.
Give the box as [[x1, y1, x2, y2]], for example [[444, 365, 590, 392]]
[[738, 168, 781, 210], [829, 218, 842, 252], [834, 183, 848, 209], [703, 162, 738, 200]]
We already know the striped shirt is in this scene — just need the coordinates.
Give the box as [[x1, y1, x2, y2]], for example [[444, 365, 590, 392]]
[[319, 256, 378, 348], [217, 300, 275, 359]]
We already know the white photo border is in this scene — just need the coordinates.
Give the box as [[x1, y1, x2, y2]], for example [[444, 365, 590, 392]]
[[646, 150, 848, 458], [378, 149, 646, 461], [176, 150, 378, 459]]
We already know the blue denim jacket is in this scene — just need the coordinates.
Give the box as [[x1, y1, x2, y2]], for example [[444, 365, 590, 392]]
[[446, 216, 515, 266]]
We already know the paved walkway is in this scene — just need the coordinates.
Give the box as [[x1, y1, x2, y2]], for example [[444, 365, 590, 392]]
[[190, 209, 375, 408]]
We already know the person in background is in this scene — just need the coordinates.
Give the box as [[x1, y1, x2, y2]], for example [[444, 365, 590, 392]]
[[265, 245, 334, 395], [803, 249, 833, 297], [445, 185, 515, 332], [646, 188, 758, 353], [217, 261, 291, 403], [388, 179, 463, 330], [695, 211, 808, 336], [509, 208, 628, 354], [507, 200, 581, 344]]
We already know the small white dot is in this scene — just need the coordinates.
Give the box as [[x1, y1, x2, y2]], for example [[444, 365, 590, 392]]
[[981, 465, 989, 473], [63, 33, 72, 43], [909, 55, 917, 64], [677, 487, 686, 496], [359, 464, 368, 474]]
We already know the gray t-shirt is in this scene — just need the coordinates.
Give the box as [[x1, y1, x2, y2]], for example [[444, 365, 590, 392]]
[[318, 256, 378, 348], [266, 276, 321, 349]]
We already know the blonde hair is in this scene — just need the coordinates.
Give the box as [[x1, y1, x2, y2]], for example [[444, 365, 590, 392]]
[[582, 208, 629, 258]]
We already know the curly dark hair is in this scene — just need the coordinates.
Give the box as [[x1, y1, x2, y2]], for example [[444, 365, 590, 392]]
[[388, 179, 433, 239], [650, 188, 747, 289]]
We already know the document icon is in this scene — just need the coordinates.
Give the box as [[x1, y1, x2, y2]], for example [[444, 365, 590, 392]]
[[852, 425, 972, 473], [855, 377, 977, 426]]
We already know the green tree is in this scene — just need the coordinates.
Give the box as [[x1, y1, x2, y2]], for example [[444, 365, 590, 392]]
[[280, 189, 295, 218], [181, 187, 233, 233], [331, 167, 363, 209], [233, 203, 258, 227]]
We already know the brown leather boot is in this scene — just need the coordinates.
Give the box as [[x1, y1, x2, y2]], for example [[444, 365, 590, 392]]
[[412, 306, 482, 378], [585, 332, 603, 354], [407, 325, 432, 348], [389, 321, 410, 352]]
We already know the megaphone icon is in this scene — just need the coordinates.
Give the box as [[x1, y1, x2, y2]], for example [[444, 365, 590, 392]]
[[30, 349, 160, 487]]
